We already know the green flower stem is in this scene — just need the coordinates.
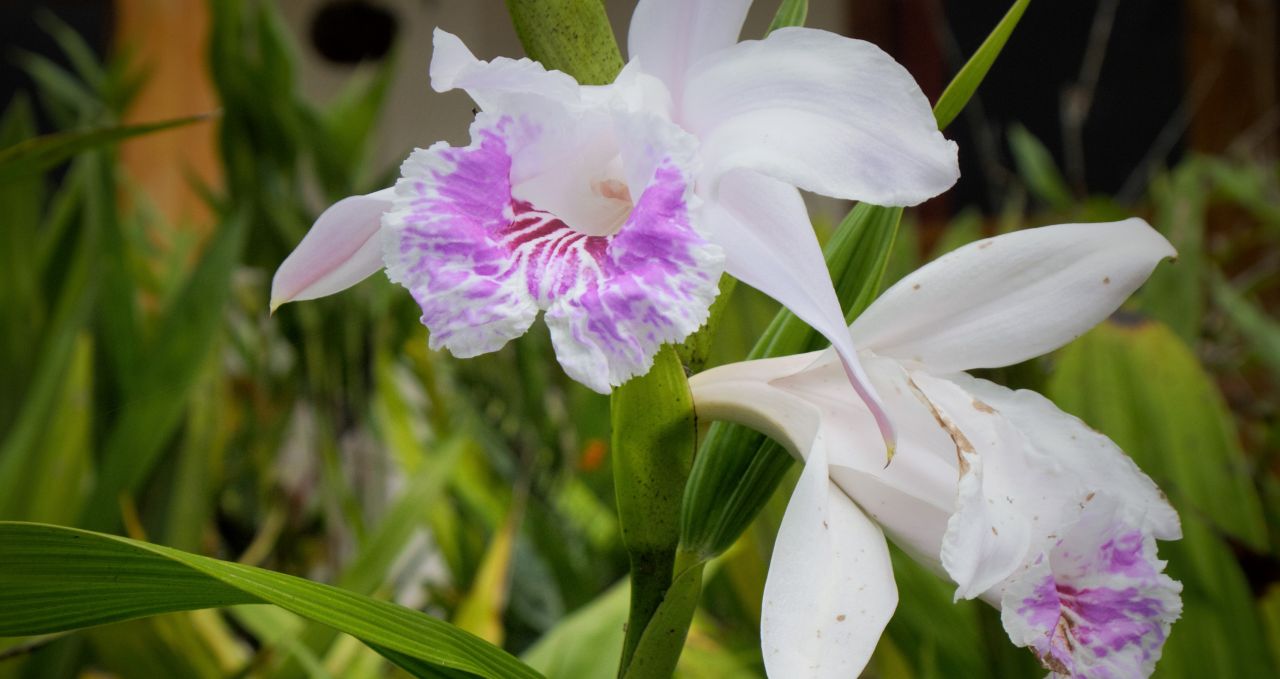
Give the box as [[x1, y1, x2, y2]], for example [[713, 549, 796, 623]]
[[620, 560, 706, 679], [611, 346, 697, 675], [500, 4, 702, 675]]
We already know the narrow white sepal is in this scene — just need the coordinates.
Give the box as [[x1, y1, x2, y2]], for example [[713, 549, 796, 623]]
[[270, 187, 394, 311]]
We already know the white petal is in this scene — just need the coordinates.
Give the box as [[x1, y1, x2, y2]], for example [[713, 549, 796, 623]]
[[626, 0, 750, 109], [683, 27, 958, 205], [689, 352, 828, 456], [949, 373, 1181, 541], [430, 28, 581, 110], [704, 169, 896, 450], [692, 352, 959, 573], [908, 372, 1037, 600], [850, 219, 1177, 373], [270, 188, 394, 310], [761, 444, 898, 679]]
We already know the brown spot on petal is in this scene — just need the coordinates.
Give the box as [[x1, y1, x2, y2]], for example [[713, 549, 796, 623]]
[[1085, 492, 1096, 502], [836, 614, 847, 622], [908, 377, 975, 471], [1103, 276, 1111, 284], [1033, 616, 1080, 674], [992, 526, 999, 536], [978, 241, 993, 249], [972, 399, 996, 414], [1039, 650, 1071, 675], [912, 283, 921, 290]]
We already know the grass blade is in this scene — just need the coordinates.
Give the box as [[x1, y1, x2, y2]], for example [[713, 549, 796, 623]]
[[0, 522, 543, 679], [0, 114, 212, 184]]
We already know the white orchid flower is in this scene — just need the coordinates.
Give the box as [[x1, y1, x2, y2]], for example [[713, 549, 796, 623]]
[[690, 218, 1184, 679], [270, 0, 959, 447]]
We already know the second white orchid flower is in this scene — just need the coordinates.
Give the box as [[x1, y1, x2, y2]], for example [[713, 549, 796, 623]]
[[269, 0, 959, 451], [691, 218, 1184, 679]]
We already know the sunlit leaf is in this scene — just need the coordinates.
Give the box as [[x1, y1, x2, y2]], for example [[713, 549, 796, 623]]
[[0, 335, 93, 524], [455, 511, 519, 644], [1154, 514, 1275, 677], [1048, 317, 1268, 550]]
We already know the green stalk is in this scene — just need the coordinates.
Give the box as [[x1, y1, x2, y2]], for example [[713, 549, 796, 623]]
[[499, 3, 700, 675], [611, 347, 697, 675]]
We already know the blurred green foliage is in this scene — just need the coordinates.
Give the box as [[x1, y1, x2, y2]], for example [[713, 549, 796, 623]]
[[0, 1, 1277, 678]]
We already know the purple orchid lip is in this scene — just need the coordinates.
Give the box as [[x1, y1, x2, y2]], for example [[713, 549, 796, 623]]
[[383, 113, 723, 393], [1005, 501, 1181, 679]]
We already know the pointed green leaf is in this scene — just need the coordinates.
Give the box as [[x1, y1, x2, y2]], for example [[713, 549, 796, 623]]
[[0, 334, 94, 524], [0, 114, 211, 184], [33, 10, 106, 91], [81, 213, 247, 530], [768, 0, 809, 33], [454, 511, 518, 644], [0, 522, 542, 679], [932, 0, 1031, 129], [1008, 123, 1074, 210]]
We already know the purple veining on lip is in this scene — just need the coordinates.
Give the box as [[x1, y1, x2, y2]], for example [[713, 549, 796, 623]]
[[1018, 576, 1167, 677], [383, 114, 722, 390], [1097, 530, 1155, 579], [385, 121, 534, 356], [1006, 513, 1180, 679]]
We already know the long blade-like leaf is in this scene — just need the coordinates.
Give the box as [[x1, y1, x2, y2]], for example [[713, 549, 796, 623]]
[[768, 0, 808, 33], [0, 113, 212, 184], [932, 0, 1031, 129], [0, 522, 543, 679]]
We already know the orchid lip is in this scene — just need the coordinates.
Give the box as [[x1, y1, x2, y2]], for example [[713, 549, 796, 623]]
[[382, 112, 723, 393]]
